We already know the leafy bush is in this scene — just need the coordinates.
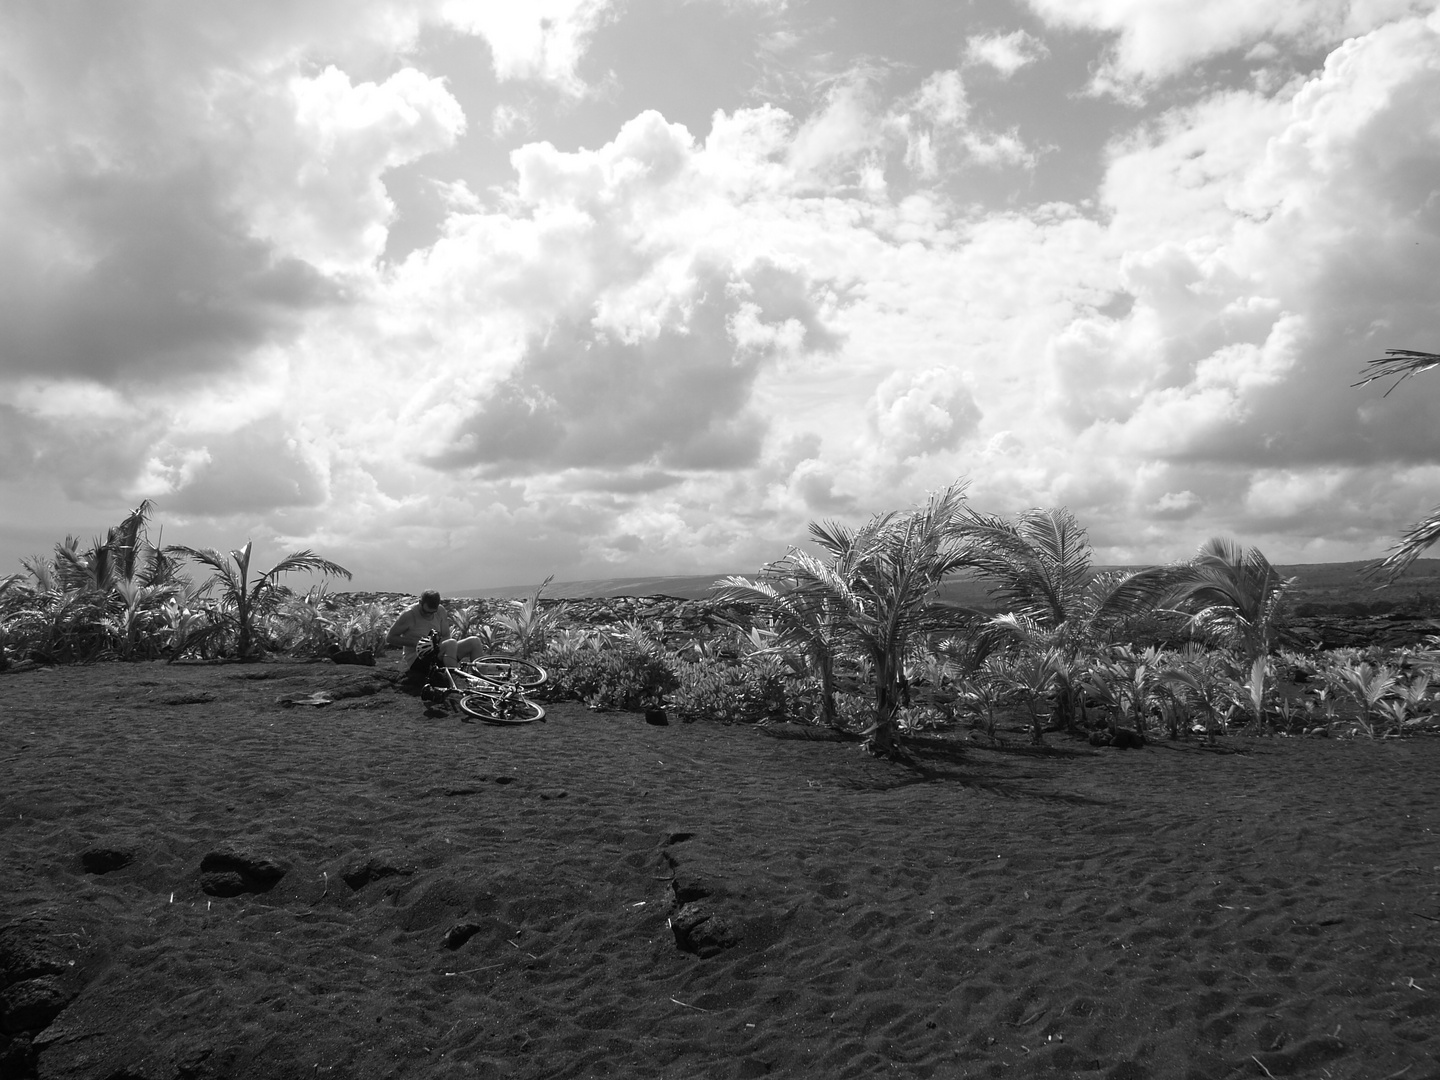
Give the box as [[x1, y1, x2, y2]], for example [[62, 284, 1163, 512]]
[[336, 600, 404, 652], [540, 641, 677, 711], [668, 654, 817, 724], [271, 587, 340, 656]]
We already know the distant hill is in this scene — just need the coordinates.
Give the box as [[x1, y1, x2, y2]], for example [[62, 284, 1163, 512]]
[[458, 559, 1440, 612], [454, 574, 745, 601]]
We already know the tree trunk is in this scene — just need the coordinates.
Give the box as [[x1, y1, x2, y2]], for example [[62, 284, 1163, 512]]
[[237, 594, 252, 661], [817, 651, 839, 729], [867, 660, 905, 757]]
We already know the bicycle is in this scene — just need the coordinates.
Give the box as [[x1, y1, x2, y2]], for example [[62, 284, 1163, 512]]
[[413, 632, 548, 724]]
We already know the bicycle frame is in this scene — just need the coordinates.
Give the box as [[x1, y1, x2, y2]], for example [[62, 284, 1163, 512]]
[[414, 632, 546, 722]]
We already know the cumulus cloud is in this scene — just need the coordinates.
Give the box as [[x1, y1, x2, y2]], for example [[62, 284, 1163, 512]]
[[430, 271, 776, 476], [965, 29, 1050, 76], [869, 367, 983, 461], [438, 0, 616, 95], [1025, 0, 1437, 88], [141, 417, 328, 516], [243, 65, 467, 274], [0, 4, 469, 393], [4, 3, 1440, 588], [1024, 8, 1440, 557]]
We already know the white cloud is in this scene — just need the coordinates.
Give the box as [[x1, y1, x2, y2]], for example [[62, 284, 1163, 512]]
[[3, 4, 1440, 588], [910, 70, 969, 126], [965, 30, 1050, 76], [1025, 0, 1438, 86], [438, 0, 616, 95], [1020, 8, 1440, 558], [869, 367, 983, 461], [241, 65, 466, 274]]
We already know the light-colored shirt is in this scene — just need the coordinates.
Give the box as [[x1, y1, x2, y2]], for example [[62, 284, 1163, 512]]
[[386, 603, 454, 655]]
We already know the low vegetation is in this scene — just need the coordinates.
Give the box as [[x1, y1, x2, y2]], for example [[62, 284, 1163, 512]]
[[4, 494, 1440, 752]]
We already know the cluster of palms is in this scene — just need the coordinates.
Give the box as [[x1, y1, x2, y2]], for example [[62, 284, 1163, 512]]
[[6, 467, 1439, 747], [0, 502, 352, 665], [715, 482, 1304, 754], [1281, 647, 1437, 738]]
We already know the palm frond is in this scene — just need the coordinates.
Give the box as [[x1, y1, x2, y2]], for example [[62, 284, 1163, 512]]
[[259, 550, 353, 584], [106, 500, 154, 580], [987, 611, 1049, 649], [806, 518, 857, 558], [712, 575, 781, 605], [1365, 505, 1440, 583], [20, 555, 57, 594], [1168, 538, 1289, 624], [1353, 349, 1440, 397], [1088, 568, 1163, 618], [168, 545, 229, 575], [168, 546, 243, 600], [962, 505, 1094, 626]]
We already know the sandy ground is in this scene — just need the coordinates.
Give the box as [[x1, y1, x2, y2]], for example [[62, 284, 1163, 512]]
[[1, 659, 1438, 1079]]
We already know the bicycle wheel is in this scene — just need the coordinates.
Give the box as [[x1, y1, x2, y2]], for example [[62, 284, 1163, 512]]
[[470, 656, 547, 688], [458, 692, 545, 724]]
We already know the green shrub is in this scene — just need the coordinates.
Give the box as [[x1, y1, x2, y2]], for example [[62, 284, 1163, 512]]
[[540, 641, 677, 711], [668, 655, 817, 724]]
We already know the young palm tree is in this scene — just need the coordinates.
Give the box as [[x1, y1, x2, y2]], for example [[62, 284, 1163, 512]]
[[169, 542, 351, 659], [1324, 660, 1399, 739], [712, 572, 846, 728], [1122, 538, 1293, 723], [963, 506, 1175, 730], [495, 575, 560, 658], [996, 647, 1064, 744], [780, 482, 984, 756], [1354, 349, 1440, 580]]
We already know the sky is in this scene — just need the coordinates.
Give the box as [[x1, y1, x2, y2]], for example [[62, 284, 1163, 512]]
[[2, 0, 1440, 592]]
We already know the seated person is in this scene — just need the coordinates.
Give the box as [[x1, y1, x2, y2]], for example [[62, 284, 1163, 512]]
[[385, 590, 486, 668]]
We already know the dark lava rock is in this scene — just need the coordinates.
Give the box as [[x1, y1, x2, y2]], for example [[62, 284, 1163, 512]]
[[199, 847, 288, 896], [645, 707, 668, 726], [1284, 614, 1440, 650], [1088, 728, 1146, 748], [670, 902, 739, 958], [664, 852, 728, 906], [340, 854, 415, 891], [0, 977, 72, 1035], [0, 927, 68, 987], [0, 1031, 37, 1077], [80, 846, 134, 875], [326, 645, 376, 667], [442, 922, 483, 950]]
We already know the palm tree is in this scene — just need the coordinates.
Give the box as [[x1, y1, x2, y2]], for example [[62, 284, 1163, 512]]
[[1324, 660, 1399, 739], [963, 506, 1175, 730], [1124, 538, 1293, 723], [768, 482, 984, 756], [996, 647, 1064, 744], [494, 575, 560, 658], [712, 573, 846, 728], [1354, 349, 1440, 580], [169, 541, 351, 659]]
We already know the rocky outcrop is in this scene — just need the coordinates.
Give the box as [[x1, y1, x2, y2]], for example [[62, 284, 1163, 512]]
[[1282, 614, 1440, 651]]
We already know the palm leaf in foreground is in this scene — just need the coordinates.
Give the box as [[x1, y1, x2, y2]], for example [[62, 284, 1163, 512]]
[[1353, 349, 1440, 397], [1365, 505, 1440, 582], [1351, 347, 1440, 579], [261, 550, 353, 587]]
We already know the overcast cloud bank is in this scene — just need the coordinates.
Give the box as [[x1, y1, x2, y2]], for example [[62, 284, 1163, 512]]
[[2, 0, 1438, 590]]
